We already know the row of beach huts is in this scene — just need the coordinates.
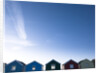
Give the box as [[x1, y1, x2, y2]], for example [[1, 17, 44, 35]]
[[4, 59, 95, 73]]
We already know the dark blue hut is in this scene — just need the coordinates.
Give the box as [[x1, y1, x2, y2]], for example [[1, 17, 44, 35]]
[[46, 59, 61, 70], [92, 59, 95, 67], [5, 60, 25, 72], [25, 61, 43, 71]]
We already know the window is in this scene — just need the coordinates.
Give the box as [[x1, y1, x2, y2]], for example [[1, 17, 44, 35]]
[[32, 66, 36, 70], [51, 64, 56, 69], [70, 64, 74, 69], [11, 66, 16, 71], [85, 63, 89, 67]]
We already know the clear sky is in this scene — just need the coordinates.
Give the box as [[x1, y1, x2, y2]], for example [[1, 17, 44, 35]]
[[4, 1, 95, 64]]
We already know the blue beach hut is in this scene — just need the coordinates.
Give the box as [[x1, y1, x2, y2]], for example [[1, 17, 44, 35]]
[[5, 60, 25, 72], [25, 61, 43, 72]]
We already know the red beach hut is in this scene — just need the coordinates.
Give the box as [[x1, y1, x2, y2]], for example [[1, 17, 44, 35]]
[[63, 59, 79, 69]]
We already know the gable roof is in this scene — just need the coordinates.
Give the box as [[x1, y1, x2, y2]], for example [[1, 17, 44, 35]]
[[92, 59, 95, 62], [26, 61, 43, 66], [79, 59, 90, 64], [7, 60, 25, 66], [63, 59, 78, 65], [18, 61, 26, 66], [46, 59, 60, 65]]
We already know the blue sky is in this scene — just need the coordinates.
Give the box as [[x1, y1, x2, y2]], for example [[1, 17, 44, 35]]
[[4, 1, 95, 64]]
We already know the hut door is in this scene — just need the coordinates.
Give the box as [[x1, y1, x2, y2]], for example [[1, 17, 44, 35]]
[[32, 66, 36, 70], [70, 64, 74, 69], [51, 64, 56, 69], [11, 66, 16, 71]]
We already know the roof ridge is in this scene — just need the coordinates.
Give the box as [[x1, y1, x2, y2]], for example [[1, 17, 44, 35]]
[[26, 61, 43, 66], [63, 59, 78, 65], [46, 59, 60, 65]]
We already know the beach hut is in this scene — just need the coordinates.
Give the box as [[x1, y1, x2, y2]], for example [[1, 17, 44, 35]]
[[63, 59, 79, 69], [25, 61, 43, 71], [92, 59, 95, 67], [46, 59, 61, 70], [79, 59, 94, 68], [5, 60, 25, 72]]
